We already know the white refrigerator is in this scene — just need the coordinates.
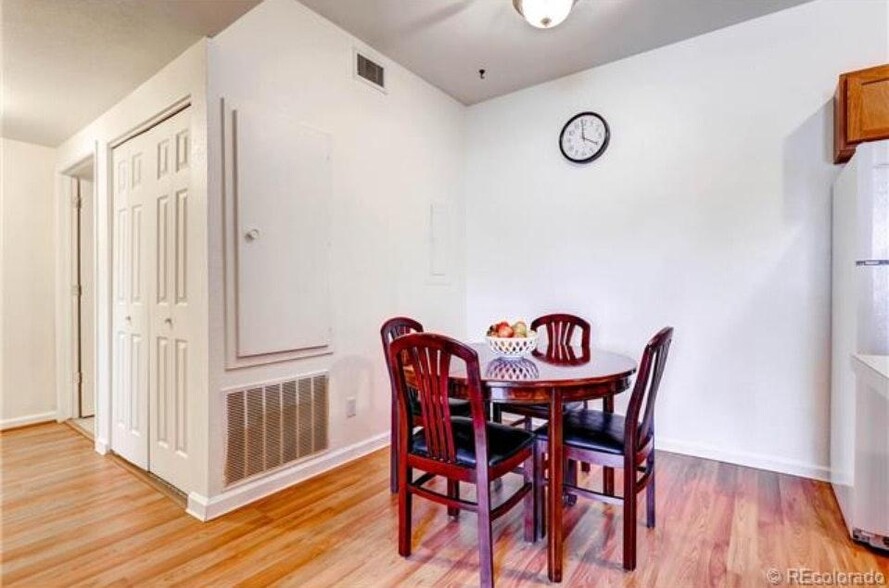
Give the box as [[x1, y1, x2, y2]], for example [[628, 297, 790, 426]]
[[830, 139, 889, 551]]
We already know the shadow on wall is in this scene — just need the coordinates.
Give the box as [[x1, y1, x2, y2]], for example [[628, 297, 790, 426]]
[[695, 102, 836, 463], [782, 101, 837, 434], [329, 353, 378, 436], [783, 100, 841, 222]]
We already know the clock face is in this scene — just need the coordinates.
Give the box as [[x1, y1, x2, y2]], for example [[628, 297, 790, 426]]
[[559, 112, 610, 163]]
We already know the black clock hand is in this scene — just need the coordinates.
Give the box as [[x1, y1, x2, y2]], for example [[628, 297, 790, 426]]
[[580, 121, 594, 144]]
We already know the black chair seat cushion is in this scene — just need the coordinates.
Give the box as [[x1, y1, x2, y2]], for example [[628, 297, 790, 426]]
[[408, 389, 471, 417], [535, 409, 630, 455], [411, 417, 534, 467]]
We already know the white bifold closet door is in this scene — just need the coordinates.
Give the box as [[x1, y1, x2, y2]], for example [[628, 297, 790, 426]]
[[112, 107, 194, 492]]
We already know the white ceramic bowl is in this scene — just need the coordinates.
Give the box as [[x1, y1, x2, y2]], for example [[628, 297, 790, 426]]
[[485, 331, 538, 359], [485, 357, 540, 380]]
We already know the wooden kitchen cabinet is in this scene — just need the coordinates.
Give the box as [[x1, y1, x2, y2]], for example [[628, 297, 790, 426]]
[[835, 63, 889, 164]]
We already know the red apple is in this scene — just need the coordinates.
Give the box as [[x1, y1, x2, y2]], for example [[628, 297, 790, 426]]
[[496, 324, 514, 338]]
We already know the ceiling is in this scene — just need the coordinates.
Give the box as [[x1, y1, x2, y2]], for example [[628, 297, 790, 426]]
[[1, 0, 814, 147], [300, 0, 814, 105], [1, 0, 260, 147]]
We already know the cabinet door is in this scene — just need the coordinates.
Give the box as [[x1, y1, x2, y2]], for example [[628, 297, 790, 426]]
[[847, 64, 889, 143], [233, 104, 332, 358], [111, 136, 152, 469], [852, 360, 889, 539]]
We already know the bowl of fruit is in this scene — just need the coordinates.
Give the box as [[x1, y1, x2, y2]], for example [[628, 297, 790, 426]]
[[485, 320, 538, 359]]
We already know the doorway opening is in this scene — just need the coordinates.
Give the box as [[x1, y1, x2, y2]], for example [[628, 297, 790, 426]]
[[66, 158, 96, 439]]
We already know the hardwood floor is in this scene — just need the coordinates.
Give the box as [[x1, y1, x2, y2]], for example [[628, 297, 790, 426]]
[[2, 423, 886, 586]]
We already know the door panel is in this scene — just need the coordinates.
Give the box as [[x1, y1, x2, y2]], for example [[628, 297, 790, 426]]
[[234, 105, 332, 357], [111, 106, 193, 491], [147, 108, 193, 491], [111, 140, 151, 469], [79, 179, 96, 417], [857, 264, 889, 355]]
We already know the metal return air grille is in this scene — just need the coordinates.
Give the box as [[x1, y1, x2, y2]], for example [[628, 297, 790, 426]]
[[225, 373, 329, 486], [356, 52, 385, 89]]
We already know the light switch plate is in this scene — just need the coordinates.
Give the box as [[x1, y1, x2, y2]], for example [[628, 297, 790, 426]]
[[346, 396, 357, 418]]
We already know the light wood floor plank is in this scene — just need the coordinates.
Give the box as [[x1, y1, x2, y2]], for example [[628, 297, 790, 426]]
[[2, 424, 886, 587]]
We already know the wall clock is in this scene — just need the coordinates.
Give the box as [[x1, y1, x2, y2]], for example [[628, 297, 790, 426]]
[[559, 112, 610, 164]]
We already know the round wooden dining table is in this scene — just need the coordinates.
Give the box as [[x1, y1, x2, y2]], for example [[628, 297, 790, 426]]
[[446, 343, 637, 583]]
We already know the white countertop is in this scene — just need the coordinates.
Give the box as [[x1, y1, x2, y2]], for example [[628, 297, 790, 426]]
[[853, 354, 889, 380]]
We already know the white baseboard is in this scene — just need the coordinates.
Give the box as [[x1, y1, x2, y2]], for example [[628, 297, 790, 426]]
[[0, 411, 58, 431], [94, 437, 110, 454], [186, 431, 390, 521], [183, 431, 828, 521], [657, 436, 830, 482]]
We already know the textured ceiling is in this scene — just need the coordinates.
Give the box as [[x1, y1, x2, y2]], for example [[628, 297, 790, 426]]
[[1, 0, 260, 146], [299, 0, 815, 105], [1, 0, 816, 146]]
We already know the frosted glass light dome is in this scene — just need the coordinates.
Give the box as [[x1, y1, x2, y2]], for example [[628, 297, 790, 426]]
[[513, 0, 577, 29]]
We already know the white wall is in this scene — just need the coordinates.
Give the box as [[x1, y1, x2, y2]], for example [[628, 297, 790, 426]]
[[465, 0, 889, 480], [13, 0, 880, 517], [199, 0, 466, 514], [0, 138, 58, 428], [55, 41, 210, 494]]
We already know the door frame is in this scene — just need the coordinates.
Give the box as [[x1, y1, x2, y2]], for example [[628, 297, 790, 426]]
[[58, 156, 96, 426], [55, 96, 192, 455]]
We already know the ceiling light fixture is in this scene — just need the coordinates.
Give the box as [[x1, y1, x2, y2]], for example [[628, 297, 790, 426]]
[[513, 0, 577, 29]]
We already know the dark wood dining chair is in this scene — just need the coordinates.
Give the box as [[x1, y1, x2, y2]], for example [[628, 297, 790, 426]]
[[534, 326, 674, 571], [494, 314, 595, 479], [533, 313, 592, 350], [381, 317, 471, 493], [494, 314, 592, 427], [389, 332, 537, 588]]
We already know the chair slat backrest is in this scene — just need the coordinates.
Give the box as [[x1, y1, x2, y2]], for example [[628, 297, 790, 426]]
[[381, 317, 423, 348], [531, 314, 591, 349], [535, 341, 591, 365], [381, 317, 423, 398], [625, 327, 674, 450], [389, 333, 488, 467]]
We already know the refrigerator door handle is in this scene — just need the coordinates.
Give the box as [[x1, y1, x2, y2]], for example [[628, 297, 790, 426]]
[[856, 260, 889, 266]]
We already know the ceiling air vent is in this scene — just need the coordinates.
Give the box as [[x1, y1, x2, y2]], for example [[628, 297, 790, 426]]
[[355, 50, 386, 92]]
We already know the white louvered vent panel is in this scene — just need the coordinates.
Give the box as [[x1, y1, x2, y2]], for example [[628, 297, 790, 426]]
[[225, 373, 329, 486]]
